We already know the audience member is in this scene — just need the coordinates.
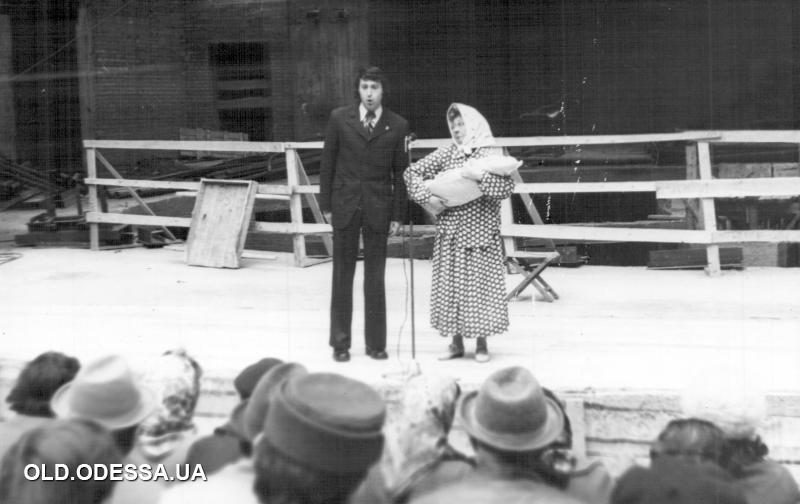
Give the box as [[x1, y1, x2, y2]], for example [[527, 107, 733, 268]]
[[0, 418, 122, 504], [50, 354, 162, 504], [184, 357, 282, 475], [350, 373, 472, 504], [158, 362, 308, 504], [0, 351, 80, 459], [253, 372, 387, 504], [543, 388, 615, 504], [683, 387, 800, 504], [650, 417, 730, 467], [611, 455, 746, 504], [409, 366, 583, 504], [130, 349, 202, 479]]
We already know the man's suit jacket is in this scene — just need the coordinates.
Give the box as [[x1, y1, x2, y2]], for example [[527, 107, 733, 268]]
[[319, 104, 409, 232]]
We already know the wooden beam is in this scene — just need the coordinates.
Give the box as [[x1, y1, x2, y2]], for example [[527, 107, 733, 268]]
[[696, 142, 721, 275], [285, 148, 307, 266], [702, 130, 800, 144], [252, 222, 331, 234], [85, 178, 201, 191], [296, 156, 332, 256], [410, 132, 721, 150], [501, 224, 711, 244], [86, 148, 99, 250], [656, 177, 800, 199], [82, 140, 285, 153], [86, 212, 192, 228], [513, 181, 657, 194], [712, 230, 800, 243]]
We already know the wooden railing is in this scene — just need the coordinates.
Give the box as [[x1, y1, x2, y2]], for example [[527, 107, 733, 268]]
[[84, 131, 800, 273], [83, 139, 329, 267], [414, 131, 800, 275]]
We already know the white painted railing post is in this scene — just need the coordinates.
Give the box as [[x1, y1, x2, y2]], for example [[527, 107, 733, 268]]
[[697, 142, 721, 275], [86, 146, 99, 250], [285, 147, 307, 267]]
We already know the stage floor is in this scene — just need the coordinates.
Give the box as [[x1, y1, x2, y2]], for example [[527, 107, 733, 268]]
[[1, 246, 799, 396]]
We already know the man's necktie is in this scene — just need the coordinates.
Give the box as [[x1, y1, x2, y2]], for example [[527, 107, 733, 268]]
[[363, 111, 375, 135]]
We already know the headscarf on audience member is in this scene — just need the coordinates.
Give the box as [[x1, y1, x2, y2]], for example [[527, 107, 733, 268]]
[[378, 373, 463, 500], [136, 349, 202, 460]]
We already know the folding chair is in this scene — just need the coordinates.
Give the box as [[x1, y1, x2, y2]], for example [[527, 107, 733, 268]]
[[501, 170, 560, 302], [504, 248, 560, 302]]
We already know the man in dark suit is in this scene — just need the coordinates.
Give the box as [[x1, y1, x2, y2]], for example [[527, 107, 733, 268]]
[[319, 66, 409, 363]]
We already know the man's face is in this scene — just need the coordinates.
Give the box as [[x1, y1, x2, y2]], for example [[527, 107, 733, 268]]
[[358, 79, 383, 111]]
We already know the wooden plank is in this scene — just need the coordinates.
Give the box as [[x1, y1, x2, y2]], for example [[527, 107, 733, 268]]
[[410, 132, 721, 150], [296, 156, 332, 256], [256, 184, 293, 196], [712, 230, 800, 243], [513, 181, 657, 194], [656, 177, 800, 199], [82, 140, 284, 153], [502, 224, 712, 244], [294, 185, 320, 194], [282, 141, 325, 150], [285, 148, 307, 267], [86, 148, 99, 250], [697, 142, 721, 275], [86, 212, 192, 228], [252, 222, 332, 235], [85, 178, 202, 191], [186, 179, 258, 269], [709, 130, 800, 144]]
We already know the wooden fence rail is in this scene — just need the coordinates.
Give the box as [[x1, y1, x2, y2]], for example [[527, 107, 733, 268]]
[[84, 132, 800, 273]]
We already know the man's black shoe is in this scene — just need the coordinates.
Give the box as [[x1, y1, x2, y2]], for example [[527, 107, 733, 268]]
[[333, 349, 350, 362], [366, 349, 388, 360]]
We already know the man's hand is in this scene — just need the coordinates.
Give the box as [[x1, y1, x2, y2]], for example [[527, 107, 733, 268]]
[[323, 211, 332, 224], [389, 221, 401, 236]]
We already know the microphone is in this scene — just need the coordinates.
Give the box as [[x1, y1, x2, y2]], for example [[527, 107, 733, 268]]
[[405, 132, 417, 153]]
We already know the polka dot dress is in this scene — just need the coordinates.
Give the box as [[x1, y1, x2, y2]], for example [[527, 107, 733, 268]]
[[404, 145, 515, 339]]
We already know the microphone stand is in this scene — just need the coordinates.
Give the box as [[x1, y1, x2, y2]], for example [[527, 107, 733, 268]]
[[384, 133, 420, 380], [406, 134, 417, 362]]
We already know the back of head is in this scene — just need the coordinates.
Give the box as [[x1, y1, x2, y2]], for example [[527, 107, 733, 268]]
[[234, 357, 283, 400], [651, 418, 729, 467], [0, 418, 122, 504], [254, 372, 386, 504], [612, 456, 746, 504], [7, 351, 80, 417]]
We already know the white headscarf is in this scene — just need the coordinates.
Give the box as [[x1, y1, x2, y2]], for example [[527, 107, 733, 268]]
[[447, 103, 496, 155]]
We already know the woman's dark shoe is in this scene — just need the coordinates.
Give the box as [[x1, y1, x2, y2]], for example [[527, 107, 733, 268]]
[[475, 337, 490, 363], [438, 336, 465, 361], [366, 348, 388, 360]]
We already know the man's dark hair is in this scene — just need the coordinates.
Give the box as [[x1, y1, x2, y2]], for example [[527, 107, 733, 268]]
[[353, 66, 389, 100], [7, 351, 80, 417], [253, 437, 367, 504]]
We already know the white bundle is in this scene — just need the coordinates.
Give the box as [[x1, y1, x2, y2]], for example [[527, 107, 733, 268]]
[[424, 155, 522, 208]]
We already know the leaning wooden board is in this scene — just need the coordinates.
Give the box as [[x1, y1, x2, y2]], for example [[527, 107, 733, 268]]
[[186, 179, 257, 268]]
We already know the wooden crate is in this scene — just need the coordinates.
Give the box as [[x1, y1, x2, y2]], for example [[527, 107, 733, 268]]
[[186, 179, 257, 269]]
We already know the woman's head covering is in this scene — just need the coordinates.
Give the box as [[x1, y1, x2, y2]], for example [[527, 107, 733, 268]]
[[137, 349, 202, 459], [378, 373, 461, 499], [447, 103, 496, 155]]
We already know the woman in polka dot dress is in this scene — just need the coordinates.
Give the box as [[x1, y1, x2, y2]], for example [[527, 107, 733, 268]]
[[403, 103, 514, 363]]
